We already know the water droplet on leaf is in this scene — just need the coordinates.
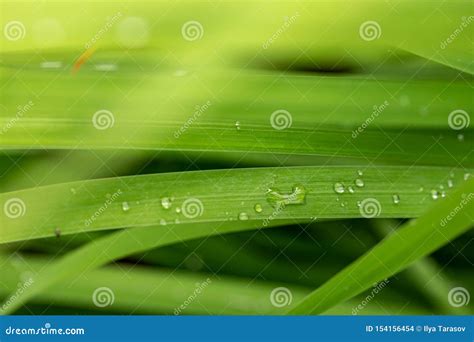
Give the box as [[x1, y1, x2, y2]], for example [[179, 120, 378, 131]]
[[238, 212, 249, 221], [161, 197, 172, 209], [266, 184, 306, 208], [122, 202, 130, 212], [334, 182, 345, 194]]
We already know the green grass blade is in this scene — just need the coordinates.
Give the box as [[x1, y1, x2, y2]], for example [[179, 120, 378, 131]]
[[1, 166, 469, 244], [0, 254, 432, 315], [288, 177, 474, 315], [1, 65, 472, 166], [0, 220, 296, 314]]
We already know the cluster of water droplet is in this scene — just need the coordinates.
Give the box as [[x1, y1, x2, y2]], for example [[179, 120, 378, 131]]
[[334, 170, 372, 208]]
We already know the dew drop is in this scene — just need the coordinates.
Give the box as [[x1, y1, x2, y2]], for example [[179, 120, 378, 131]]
[[254, 203, 263, 213], [159, 219, 167, 226], [348, 186, 355, 194], [175, 207, 181, 214], [238, 212, 249, 221], [441, 191, 446, 198], [447, 179, 454, 188], [356, 201, 361, 207], [357, 170, 363, 176], [355, 179, 364, 188], [122, 202, 130, 212], [464, 173, 471, 180], [334, 182, 345, 194], [161, 197, 172, 209], [235, 121, 241, 130], [266, 184, 306, 208], [392, 194, 400, 204], [431, 190, 439, 200], [457, 134, 464, 141]]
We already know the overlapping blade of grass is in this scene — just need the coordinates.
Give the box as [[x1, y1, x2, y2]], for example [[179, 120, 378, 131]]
[[288, 177, 474, 315], [372, 219, 462, 314], [0, 220, 299, 314], [1, 166, 470, 244], [0, 254, 432, 315], [1, 0, 470, 75], [1, 63, 472, 166]]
